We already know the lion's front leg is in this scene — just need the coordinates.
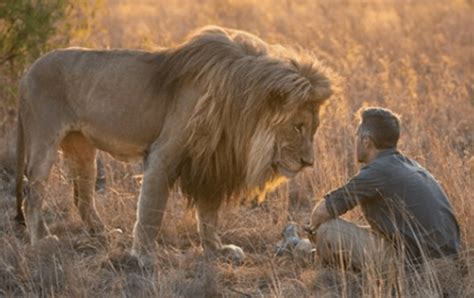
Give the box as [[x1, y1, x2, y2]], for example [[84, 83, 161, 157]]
[[196, 201, 245, 264], [131, 173, 169, 267], [131, 144, 180, 267]]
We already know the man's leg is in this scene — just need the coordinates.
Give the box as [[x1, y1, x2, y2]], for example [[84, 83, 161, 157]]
[[315, 218, 396, 272]]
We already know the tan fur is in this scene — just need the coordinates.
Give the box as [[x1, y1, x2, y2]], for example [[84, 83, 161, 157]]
[[16, 26, 333, 264]]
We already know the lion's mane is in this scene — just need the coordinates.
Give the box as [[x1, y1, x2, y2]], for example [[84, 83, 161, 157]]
[[154, 26, 333, 207]]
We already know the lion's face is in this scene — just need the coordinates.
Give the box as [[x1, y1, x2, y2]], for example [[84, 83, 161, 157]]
[[273, 104, 320, 178]]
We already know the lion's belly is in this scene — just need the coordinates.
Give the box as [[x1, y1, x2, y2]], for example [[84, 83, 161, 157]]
[[107, 152, 144, 163], [82, 127, 149, 163]]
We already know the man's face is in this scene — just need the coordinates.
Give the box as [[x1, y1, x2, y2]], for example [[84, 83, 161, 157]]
[[356, 126, 368, 163]]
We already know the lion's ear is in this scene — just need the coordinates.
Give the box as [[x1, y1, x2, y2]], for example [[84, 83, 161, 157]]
[[311, 66, 342, 104], [311, 77, 333, 104], [288, 58, 335, 104], [313, 84, 332, 104]]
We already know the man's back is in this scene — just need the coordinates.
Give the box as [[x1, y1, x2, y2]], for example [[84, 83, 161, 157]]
[[364, 150, 460, 260]]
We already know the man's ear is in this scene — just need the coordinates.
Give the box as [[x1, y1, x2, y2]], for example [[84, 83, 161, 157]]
[[362, 136, 373, 149]]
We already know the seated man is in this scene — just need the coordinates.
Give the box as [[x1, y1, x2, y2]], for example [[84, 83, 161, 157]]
[[308, 107, 460, 270]]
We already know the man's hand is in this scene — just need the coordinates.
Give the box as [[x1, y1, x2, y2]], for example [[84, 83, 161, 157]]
[[309, 200, 332, 231]]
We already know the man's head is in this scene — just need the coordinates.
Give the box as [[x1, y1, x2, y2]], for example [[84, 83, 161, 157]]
[[356, 107, 400, 163]]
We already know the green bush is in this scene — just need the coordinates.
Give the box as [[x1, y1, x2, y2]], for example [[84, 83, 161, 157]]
[[0, 0, 67, 70], [0, 0, 70, 113]]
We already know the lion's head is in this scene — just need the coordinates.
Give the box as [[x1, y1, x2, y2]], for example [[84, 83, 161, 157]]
[[167, 26, 334, 206], [272, 102, 319, 178], [245, 88, 330, 201]]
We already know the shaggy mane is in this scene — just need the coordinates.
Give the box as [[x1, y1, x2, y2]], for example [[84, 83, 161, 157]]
[[154, 26, 333, 207]]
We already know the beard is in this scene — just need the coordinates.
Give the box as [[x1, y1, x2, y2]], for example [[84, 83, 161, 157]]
[[356, 146, 367, 163]]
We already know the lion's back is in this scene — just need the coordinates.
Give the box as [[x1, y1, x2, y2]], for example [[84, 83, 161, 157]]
[[20, 48, 163, 115], [18, 48, 171, 157], [22, 48, 156, 93]]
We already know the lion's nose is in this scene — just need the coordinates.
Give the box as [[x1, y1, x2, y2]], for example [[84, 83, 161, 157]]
[[301, 156, 314, 167]]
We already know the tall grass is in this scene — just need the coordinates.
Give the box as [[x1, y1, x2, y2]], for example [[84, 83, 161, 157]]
[[0, 0, 473, 296]]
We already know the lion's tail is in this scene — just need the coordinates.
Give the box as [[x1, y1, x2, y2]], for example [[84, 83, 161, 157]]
[[15, 111, 26, 225]]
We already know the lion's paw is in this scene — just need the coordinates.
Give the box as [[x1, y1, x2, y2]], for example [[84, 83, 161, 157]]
[[103, 227, 123, 241], [88, 225, 123, 245], [43, 234, 60, 243], [107, 228, 123, 238], [31, 234, 61, 250], [130, 249, 156, 270], [219, 244, 245, 265]]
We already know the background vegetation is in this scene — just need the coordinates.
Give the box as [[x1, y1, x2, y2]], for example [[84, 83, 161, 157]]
[[0, 0, 473, 296]]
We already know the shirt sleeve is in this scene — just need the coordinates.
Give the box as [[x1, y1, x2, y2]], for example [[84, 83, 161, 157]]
[[324, 165, 384, 217]]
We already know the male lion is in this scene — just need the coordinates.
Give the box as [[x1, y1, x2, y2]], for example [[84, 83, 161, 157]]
[[16, 26, 333, 265]]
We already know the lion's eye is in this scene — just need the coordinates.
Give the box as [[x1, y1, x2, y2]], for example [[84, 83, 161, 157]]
[[294, 123, 304, 134]]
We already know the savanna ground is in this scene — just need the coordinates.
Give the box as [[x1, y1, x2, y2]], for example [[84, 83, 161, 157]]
[[0, 0, 473, 296]]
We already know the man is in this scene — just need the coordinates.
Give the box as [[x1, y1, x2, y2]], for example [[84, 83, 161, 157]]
[[308, 107, 460, 270]]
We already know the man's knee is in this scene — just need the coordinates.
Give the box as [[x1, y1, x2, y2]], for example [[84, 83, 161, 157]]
[[317, 218, 347, 242]]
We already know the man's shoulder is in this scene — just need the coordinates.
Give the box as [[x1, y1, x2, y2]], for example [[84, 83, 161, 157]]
[[371, 150, 432, 179], [367, 150, 413, 173]]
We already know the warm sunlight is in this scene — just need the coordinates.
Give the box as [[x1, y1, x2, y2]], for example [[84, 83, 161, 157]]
[[0, 0, 472, 297]]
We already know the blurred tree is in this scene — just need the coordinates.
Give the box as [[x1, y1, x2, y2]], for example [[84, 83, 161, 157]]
[[0, 0, 68, 69], [0, 0, 100, 112], [0, 0, 70, 113]]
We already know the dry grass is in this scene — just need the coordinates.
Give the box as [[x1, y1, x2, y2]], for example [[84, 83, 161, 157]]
[[0, 0, 473, 296]]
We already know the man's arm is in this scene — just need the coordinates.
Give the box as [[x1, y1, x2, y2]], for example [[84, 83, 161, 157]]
[[309, 165, 383, 230], [310, 200, 332, 230]]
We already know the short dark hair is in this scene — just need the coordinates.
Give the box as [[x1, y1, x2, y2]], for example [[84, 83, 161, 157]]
[[357, 107, 400, 149]]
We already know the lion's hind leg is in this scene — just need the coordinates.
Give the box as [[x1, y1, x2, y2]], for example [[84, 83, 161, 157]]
[[61, 132, 105, 235], [23, 133, 60, 245]]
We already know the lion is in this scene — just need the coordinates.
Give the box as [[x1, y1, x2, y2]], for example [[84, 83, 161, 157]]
[[15, 26, 333, 265]]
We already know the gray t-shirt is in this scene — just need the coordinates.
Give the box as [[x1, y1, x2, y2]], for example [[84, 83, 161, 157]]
[[325, 149, 460, 261]]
